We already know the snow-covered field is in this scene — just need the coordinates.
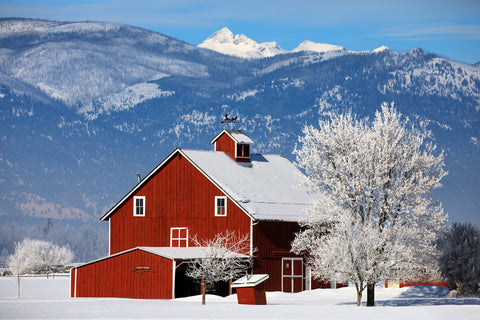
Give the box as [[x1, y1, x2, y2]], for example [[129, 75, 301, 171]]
[[0, 276, 479, 320]]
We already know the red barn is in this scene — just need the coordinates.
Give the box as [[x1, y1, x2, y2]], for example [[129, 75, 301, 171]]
[[71, 129, 333, 299]]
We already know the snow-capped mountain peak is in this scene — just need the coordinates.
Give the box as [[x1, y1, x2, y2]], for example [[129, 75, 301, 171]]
[[198, 27, 285, 59], [199, 28, 347, 58], [292, 40, 345, 53], [372, 45, 390, 53], [203, 27, 234, 44]]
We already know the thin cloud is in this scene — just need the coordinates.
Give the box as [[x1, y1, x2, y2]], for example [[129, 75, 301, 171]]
[[381, 25, 480, 39]]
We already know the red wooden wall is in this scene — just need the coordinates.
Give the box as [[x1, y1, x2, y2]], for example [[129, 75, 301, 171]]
[[214, 133, 236, 161], [252, 221, 303, 292], [109, 152, 251, 254], [399, 280, 449, 288], [235, 282, 267, 305], [72, 249, 174, 299]]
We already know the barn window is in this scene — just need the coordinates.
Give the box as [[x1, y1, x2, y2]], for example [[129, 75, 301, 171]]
[[236, 144, 250, 158], [170, 227, 188, 247], [215, 196, 227, 216], [133, 196, 145, 216]]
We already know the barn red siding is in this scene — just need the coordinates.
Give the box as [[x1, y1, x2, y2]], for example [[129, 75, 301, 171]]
[[70, 268, 76, 297], [73, 249, 174, 299], [214, 133, 236, 160], [252, 221, 302, 292], [109, 153, 251, 254]]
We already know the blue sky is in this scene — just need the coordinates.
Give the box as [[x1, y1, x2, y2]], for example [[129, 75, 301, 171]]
[[1, 0, 479, 64]]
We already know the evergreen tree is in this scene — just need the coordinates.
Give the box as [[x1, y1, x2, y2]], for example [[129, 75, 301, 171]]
[[439, 222, 480, 295]]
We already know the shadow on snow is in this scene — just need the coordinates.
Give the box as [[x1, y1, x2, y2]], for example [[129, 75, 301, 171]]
[[361, 287, 479, 307]]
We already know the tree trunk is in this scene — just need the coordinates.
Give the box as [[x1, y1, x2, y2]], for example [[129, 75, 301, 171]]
[[355, 283, 362, 306], [17, 275, 21, 299], [366, 283, 375, 306], [356, 290, 362, 306], [202, 283, 206, 305]]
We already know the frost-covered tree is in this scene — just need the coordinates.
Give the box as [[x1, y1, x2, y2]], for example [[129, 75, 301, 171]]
[[186, 231, 253, 305], [292, 103, 447, 306], [438, 222, 480, 295], [7, 238, 73, 298]]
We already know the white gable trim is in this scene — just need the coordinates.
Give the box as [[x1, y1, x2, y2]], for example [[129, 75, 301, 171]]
[[100, 148, 255, 221], [100, 148, 181, 221]]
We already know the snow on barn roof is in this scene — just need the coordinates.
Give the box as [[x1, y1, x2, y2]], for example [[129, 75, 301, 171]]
[[181, 149, 317, 222], [210, 129, 254, 145]]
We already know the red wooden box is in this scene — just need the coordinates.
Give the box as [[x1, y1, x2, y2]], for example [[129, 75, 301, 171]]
[[232, 274, 269, 305]]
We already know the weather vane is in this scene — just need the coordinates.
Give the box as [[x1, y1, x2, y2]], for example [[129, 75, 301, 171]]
[[221, 114, 238, 127]]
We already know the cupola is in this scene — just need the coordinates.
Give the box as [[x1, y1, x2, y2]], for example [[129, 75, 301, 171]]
[[210, 129, 254, 162]]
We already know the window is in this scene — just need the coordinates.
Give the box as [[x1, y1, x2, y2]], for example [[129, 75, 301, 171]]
[[170, 227, 188, 247], [215, 196, 227, 216], [236, 144, 250, 158], [133, 196, 145, 216]]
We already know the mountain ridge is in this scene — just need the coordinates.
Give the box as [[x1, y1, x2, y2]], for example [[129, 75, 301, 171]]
[[0, 18, 479, 235]]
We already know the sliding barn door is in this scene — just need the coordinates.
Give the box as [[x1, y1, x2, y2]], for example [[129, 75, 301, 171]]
[[282, 257, 303, 292]]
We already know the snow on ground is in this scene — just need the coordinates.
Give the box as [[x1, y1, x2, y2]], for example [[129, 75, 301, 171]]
[[0, 276, 479, 320]]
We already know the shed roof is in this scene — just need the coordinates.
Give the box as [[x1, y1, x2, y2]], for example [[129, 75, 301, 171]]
[[231, 274, 269, 288], [139, 246, 249, 260], [74, 247, 249, 269]]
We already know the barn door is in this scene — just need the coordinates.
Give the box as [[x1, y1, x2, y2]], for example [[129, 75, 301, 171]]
[[282, 257, 303, 292]]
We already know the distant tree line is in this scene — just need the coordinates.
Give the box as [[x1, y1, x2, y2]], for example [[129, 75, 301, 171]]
[[438, 222, 480, 296], [0, 219, 108, 266]]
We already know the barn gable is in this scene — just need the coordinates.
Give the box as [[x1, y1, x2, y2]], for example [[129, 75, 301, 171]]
[[102, 149, 253, 254], [100, 148, 253, 222]]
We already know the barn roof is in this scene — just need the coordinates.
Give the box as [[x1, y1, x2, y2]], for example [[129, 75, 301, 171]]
[[101, 148, 316, 222], [181, 149, 316, 222]]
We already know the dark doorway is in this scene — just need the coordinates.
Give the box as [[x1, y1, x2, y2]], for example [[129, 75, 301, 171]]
[[174, 263, 231, 298], [206, 279, 230, 297], [174, 264, 201, 298]]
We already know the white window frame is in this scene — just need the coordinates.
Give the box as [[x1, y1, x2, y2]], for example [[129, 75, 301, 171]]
[[170, 227, 189, 247], [133, 196, 145, 217], [215, 196, 227, 217]]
